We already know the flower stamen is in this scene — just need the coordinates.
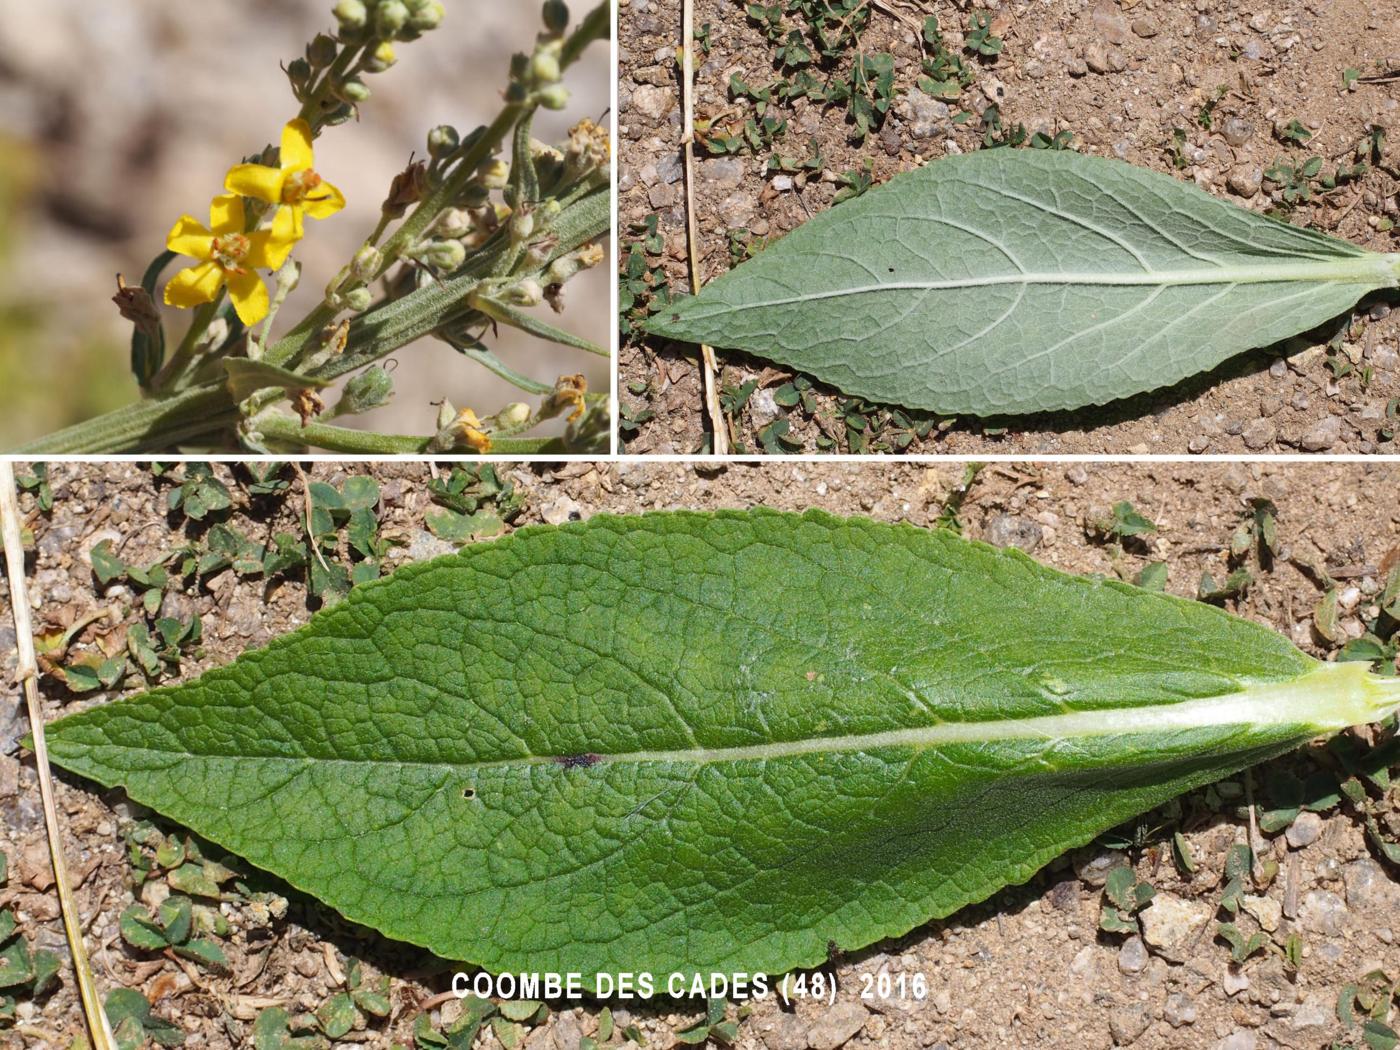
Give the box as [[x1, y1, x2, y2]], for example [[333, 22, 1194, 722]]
[[210, 233, 252, 272], [282, 168, 325, 205]]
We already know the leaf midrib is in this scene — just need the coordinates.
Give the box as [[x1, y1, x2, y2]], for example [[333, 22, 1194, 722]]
[[76, 662, 1391, 774], [703, 255, 1400, 313]]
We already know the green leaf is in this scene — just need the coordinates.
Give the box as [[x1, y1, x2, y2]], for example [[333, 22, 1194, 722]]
[[106, 987, 185, 1047], [1136, 562, 1168, 591], [224, 359, 330, 401], [0, 937, 33, 989], [426, 509, 507, 545], [29, 948, 59, 997], [1217, 921, 1269, 963], [174, 937, 230, 974], [316, 991, 357, 1039], [119, 904, 169, 950], [1366, 1020, 1399, 1050], [158, 894, 193, 943], [645, 151, 1400, 416], [1108, 501, 1156, 538], [91, 540, 128, 585], [42, 511, 1400, 985]]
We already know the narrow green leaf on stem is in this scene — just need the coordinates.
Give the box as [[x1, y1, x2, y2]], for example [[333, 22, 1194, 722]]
[[14, 387, 239, 455], [471, 296, 609, 357]]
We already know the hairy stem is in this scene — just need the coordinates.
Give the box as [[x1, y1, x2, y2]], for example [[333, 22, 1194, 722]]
[[14, 386, 238, 455], [255, 413, 574, 454]]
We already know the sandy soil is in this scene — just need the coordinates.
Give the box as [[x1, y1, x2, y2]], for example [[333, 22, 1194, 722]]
[[2, 459, 1398, 1048], [618, 0, 1400, 455]]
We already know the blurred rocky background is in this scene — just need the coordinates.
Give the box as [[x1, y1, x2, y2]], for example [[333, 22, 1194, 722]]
[[0, 0, 610, 448]]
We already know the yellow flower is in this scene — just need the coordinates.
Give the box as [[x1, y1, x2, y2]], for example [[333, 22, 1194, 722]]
[[225, 119, 346, 239], [546, 373, 587, 422], [451, 408, 493, 453], [163, 194, 297, 325]]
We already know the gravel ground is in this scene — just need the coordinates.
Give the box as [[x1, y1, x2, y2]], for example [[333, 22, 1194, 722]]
[[619, 0, 1400, 455], [2, 459, 1398, 1048]]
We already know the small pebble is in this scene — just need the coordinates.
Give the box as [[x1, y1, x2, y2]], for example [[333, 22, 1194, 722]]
[[1299, 415, 1342, 452], [1285, 811, 1324, 849], [1118, 935, 1149, 974]]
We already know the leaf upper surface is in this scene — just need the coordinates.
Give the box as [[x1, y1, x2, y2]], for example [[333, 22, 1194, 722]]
[[44, 511, 1400, 981], [646, 151, 1400, 415]]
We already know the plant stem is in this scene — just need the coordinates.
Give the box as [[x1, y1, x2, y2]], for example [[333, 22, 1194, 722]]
[[151, 296, 222, 392], [14, 386, 237, 454], [0, 464, 117, 1050], [255, 413, 573, 454]]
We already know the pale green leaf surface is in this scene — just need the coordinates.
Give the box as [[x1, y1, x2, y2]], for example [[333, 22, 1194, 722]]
[[646, 151, 1400, 415], [44, 511, 1400, 981]]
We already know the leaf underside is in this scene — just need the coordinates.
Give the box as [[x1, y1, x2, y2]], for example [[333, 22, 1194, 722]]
[[44, 511, 1398, 983], [647, 151, 1399, 416]]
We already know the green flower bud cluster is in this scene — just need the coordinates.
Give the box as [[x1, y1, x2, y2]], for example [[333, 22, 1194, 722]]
[[324, 244, 383, 312], [505, 4, 571, 111], [334, 0, 443, 40], [308, 0, 443, 115]]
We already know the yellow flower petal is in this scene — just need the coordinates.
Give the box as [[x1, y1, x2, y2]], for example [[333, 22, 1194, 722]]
[[225, 270, 270, 326], [166, 215, 213, 260], [280, 119, 315, 172], [163, 262, 224, 309], [303, 180, 346, 221], [270, 202, 297, 244], [225, 162, 285, 205], [245, 212, 297, 271], [208, 193, 247, 235]]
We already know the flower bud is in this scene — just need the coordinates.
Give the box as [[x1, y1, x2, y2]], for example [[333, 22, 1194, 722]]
[[349, 245, 383, 282], [503, 279, 544, 307], [530, 50, 561, 85], [509, 207, 535, 242], [285, 57, 313, 94], [436, 399, 457, 431], [497, 401, 532, 428], [344, 287, 373, 312], [407, 0, 444, 31], [459, 182, 490, 208], [323, 103, 356, 127], [364, 41, 397, 73], [420, 239, 466, 272], [337, 367, 394, 415], [427, 124, 459, 158], [435, 208, 472, 239], [337, 76, 372, 103], [308, 33, 339, 67], [375, 0, 409, 37], [333, 0, 368, 30], [537, 84, 570, 110], [542, 0, 570, 35], [479, 159, 509, 189]]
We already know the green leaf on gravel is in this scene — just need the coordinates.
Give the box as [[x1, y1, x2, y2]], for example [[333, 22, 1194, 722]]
[[44, 511, 1400, 985], [645, 151, 1400, 416]]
